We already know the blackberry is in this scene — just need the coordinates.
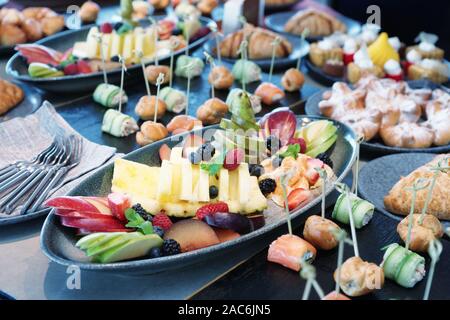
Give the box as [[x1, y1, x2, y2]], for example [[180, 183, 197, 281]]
[[172, 28, 182, 36], [272, 155, 283, 168], [259, 178, 277, 195], [148, 247, 162, 258], [153, 226, 164, 238], [131, 204, 152, 221], [189, 151, 201, 164], [266, 135, 281, 154], [249, 164, 264, 177], [113, 22, 123, 31], [198, 143, 215, 161], [110, 55, 120, 63], [162, 239, 181, 256], [317, 153, 333, 169], [209, 185, 219, 199]]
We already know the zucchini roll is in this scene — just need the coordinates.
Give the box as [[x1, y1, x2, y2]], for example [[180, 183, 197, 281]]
[[332, 193, 374, 228]]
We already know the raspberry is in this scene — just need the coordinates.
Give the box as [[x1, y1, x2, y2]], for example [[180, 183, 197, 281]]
[[152, 213, 172, 230], [196, 202, 229, 220], [76, 60, 92, 74], [63, 63, 78, 75], [223, 148, 244, 171], [100, 22, 113, 34]]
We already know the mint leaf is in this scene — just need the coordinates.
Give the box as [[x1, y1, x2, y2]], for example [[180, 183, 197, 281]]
[[279, 144, 300, 160], [200, 153, 226, 176], [139, 221, 154, 235], [125, 208, 152, 234]]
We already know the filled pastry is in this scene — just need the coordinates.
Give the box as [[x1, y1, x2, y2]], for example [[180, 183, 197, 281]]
[[334, 256, 384, 297], [93, 83, 128, 108], [397, 214, 443, 252], [208, 66, 234, 90], [196, 98, 229, 125], [144, 65, 171, 85], [0, 79, 24, 116], [135, 95, 167, 120], [219, 24, 292, 60], [281, 68, 305, 92], [284, 8, 346, 37], [136, 121, 168, 146], [101, 109, 139, 137], [384, 154, 450, 220]]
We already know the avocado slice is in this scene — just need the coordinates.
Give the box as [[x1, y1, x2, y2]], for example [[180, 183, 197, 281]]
[[86, 232, 141, 257], [305, 134, 337, 158], [306, 126, 337, 151], [76, 232, 125, 251], [94, 234, 163, 263]]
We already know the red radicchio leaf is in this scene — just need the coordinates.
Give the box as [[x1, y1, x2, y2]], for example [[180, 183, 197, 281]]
[[261, 107, 297, 146]]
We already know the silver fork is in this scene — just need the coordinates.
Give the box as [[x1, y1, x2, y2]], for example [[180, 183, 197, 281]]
[[0, 137, 70, 214], [25, 136, 82, 214]]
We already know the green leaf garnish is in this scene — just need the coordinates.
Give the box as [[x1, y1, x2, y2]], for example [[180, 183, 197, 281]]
[[200, 153, 226, 176], [125, 208, 154, 235], [279, 144, 300, 160]]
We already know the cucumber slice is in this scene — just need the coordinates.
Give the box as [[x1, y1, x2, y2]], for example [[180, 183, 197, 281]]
[[352, 199, 374, 228], [331, 193, 374, 228], [382, 244, 409, 279], [395, 252, 426, 288]]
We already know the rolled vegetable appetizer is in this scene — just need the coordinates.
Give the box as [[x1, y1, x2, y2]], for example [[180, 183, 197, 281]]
[[381, 243, 426, 288], [226, 88, 262, 114], [175, 55, 204, 78], [332, 193, 374, 228], [101, 109, 139, 137], [303, 215, 340, 250], [267, 234, 316, 272], [254, 82, 285, 106], [397, 214, 443, 252], [159, 87, 187, 113], [231, 59, 261, 84], [93, 83, 128, 108]]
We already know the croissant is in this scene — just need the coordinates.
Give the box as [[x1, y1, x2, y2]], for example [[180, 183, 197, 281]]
[[379, 122, 434, 148], [40, 15, 65, 36], [219, 24, 292, 59], [135, 95, 167, 120], [22, 7, 56, 20], [0, 80, 24, 115], [339, 110, 381, 141], [21, 18, 43, 41], [384, 154, 450, 220], [423, 109, 450, 146], [284, 8, 347, 37], [136, 121, 168, 146], [1, 8, 23, 25], [196, 98, 228, 125]]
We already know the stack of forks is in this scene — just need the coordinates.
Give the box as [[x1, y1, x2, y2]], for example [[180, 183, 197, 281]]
[[0, 135, 82, 216]]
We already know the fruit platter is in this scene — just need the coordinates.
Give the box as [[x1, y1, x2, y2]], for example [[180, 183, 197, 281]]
[[40, 110, 357, 274], [305, 77, 450, 154], [6, 15, 214, 92]]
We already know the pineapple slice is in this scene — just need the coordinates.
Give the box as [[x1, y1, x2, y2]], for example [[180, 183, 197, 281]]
[[156, 160, 173, 202], [143, 27, 157, 57], [218, 168, 229, 201], [86, 27, 100, 58], [169, 147, 184, 201], [122, 33, 135, 64], [242, 176, 268, 214], [111, 159, 159, 199], [197, 168, 210, 202], [179, 159, 193, 201], [101, 33, 113, 60], [110, 33, 124, 59], [238, 163, 250, 205]]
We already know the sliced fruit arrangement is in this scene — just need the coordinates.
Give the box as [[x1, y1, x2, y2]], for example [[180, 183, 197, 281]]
[[16, 16, 210, 78]]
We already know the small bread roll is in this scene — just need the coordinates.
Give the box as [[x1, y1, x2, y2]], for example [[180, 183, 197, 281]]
[[21, 18, 43, 41], [135, 95, 167, 120], [196, 98, 228, 125], [40, 15, 65, 36], [334, 256, 384, 297], [197, 0, 218, 15], [208, 66, 234, 90], [397, 214, 443, 252], [0, 24, 27, 46], [144, 65, 170, 85], [79, 1, 100, 23], [281, 68, 305, 92], [136, 121, 168, 146]]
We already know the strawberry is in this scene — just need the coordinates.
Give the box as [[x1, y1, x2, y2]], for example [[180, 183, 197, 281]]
[[305, 158, 324, 185], [159, 144, 171, 161], [196, 202, 229, 221], [286, 188, 312, 210], [152, 213, 173, 231], [223, 148, 244, 171], [63, 63, 78, 75], [100, 22, 113, 34], [76, 60, 92, 74]]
